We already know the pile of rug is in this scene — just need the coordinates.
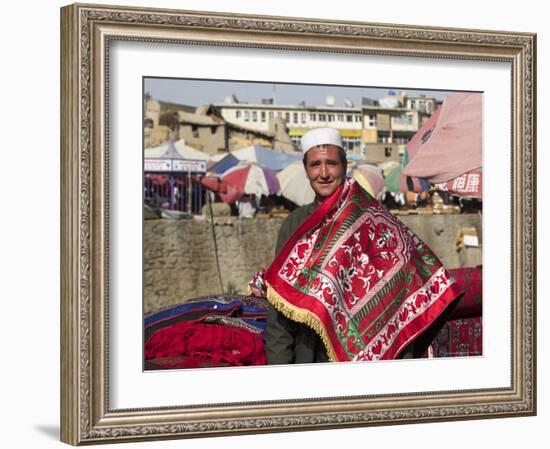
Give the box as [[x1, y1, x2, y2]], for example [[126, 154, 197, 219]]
[[428, 266, 483, 357], [144, 295, 268, 369], [144, 267, 482, 369]]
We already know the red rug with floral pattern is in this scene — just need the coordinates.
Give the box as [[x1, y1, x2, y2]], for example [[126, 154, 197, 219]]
[[250, 179, 463, 362]]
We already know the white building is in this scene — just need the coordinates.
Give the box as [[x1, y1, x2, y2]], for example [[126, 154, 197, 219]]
[[217, 101, 363, 151], [215, 91, 440, 160]]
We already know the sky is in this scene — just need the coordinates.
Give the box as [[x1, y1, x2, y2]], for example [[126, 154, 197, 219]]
[[144, 77, 455, 108]]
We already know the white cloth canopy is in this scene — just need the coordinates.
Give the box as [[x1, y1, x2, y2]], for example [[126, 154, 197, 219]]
[[145, 139, 210, 161]]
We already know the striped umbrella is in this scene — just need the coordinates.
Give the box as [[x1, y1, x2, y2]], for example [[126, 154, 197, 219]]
[[378, 160, 400, 177], [220, 162, 280, 203], [352, 164, 386, 199], [277, 161, 315, 206], [200, 174, 242, 204]]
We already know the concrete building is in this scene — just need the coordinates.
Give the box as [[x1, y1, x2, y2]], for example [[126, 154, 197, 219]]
[[216, 91, 439, 163], [361, 104, 430, 164], [144, 98, 297, 156], [144, 91, 439, 161], [144, 97, 196, 148], [171, 104, 227, 155], [404, 94, 439, 114]]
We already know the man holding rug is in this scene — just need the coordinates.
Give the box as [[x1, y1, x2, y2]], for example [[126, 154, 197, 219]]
[[249, 127, 461, 364]]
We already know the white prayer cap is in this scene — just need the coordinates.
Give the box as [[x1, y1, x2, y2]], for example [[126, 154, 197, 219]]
[[300, 127, 343, 154]]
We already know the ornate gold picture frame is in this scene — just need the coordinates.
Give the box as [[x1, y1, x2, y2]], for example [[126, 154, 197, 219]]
[[60, 3, 536, 445]]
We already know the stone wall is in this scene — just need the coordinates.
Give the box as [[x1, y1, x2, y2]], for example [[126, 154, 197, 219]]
[[144, 217, 282, 313], [144, 213, 482, 313], [398, 213, 482, 268]]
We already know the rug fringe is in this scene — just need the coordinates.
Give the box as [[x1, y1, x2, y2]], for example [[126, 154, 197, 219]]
[[266, 282, 338, 362]]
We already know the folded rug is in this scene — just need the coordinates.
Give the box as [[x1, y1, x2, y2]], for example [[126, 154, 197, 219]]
[[144, 295, 268, 369]]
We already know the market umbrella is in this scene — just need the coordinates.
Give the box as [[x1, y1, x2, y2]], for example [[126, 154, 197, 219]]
[[402, 107, 442, 165], [207, 153, 240, 174], [383, 164, 402, 193], [352, 164, 386, 199], [201, 175, 228, 193], [277, 161, 315, 206], [220, 162, 280, 203], [200, 174, 242, 204], [231, 145, 301, 171], [383, 164, 430, 193], [402, 92, 482, 184], [378, 160, 400, 177]]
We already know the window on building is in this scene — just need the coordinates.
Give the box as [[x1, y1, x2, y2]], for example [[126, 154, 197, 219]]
[[244, 111, 249, 122], [293, 112, 298, 123], [385, 147, 392, 157], [269, 111, 274, 119], [378, 133, 390, 143], [342, 137, 360, 152], [319, 114, 326, 121], [236, 110, 241, 119], [410, 100, 416, 109], [393, 135, 407, 144], [310, 113, 317, 121], [261, 111, 266, 122], [337, 114, 344, 121], [301, 113, 306, 123], [291, 136, 301, 146], [368, 114, 376, 127], [252, 111, 258, 122], [285, 112, 290, 122], [346, 115, 353, 122], [328, 114, 334, 122], [210, 126, 217, 134], [355, 115, 361, 122]]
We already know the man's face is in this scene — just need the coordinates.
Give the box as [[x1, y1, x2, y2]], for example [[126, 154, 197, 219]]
[[304, 145, 346, 200]]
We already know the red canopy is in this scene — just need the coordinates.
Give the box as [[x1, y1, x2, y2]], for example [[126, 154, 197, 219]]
[[200, 175, 242, 204], [434, 169, 482, 198], [402, 93, 482, 184]]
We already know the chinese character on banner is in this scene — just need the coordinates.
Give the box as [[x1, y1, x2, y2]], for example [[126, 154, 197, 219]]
[[465, 173, 480, 193], [437, 170, 482, 198], [454, 171, 482, 197], [452, 175, 467, 190]]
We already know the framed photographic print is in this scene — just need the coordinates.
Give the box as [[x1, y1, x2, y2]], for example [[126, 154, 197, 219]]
[[141, 77, 482, 371], [60, 3, 536, 445]]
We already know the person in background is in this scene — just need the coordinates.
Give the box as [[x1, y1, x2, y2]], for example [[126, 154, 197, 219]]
[[238, 194, 257, 218]]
